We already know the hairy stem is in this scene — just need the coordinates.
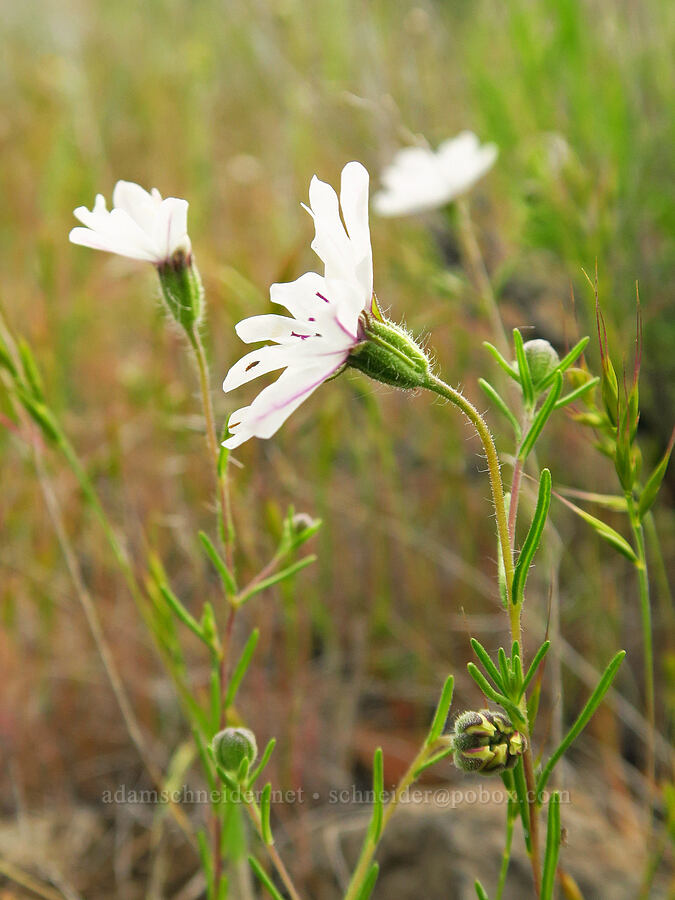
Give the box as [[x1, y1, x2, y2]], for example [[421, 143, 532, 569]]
[[423, 373, 517, 640]]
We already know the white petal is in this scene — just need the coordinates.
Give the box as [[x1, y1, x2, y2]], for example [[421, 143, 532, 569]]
[[112, 181, 161, 233], [339, 161, 373, 298], [68, 226, 158, 262], [306, 175, 352, 283], [223, 360, 343, 448], [270, 272, 328, 319], [223, 345, 293, 392], [162, 197, 190, 257], [235, 314, 314, 344]]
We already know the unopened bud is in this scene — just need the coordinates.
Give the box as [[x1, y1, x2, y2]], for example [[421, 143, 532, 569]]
[[212, 727, 258, 774], [157, 248, 204, 334], [523, 339, 560, 386], [451, 709, 527, 775]]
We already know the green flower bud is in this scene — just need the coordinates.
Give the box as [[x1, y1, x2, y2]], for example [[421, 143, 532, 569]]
[[347, 303, 431, 390], [212, 727, 258, 774], [157, 248, 204, 334], [451, 709, 527, 776], [522, 339, 560, 386]]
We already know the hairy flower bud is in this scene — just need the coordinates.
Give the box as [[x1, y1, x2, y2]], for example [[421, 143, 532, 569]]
[[212, 727, 258, 774], [522, 339, 560, 386], [347, 306, 431, 389], [451, 709, 527, 775], [157, 248, 204, 334]]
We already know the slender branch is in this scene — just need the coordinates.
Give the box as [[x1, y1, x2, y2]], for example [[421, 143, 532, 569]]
[[626, 495, 655, 829], [423, 373, 518, 641], [191, 328, 235, 572]]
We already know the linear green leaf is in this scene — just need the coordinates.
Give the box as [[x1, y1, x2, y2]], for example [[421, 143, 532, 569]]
[[555, 493, 638, 562], [512, 468, 552, 607], [370, 748, 384, 842], [518, 374, 563, 461], [199, 530, 237, 595], [158, 583, 205, 643], [467, 663, 525, 727], [248, 739, 277, 788], [554, 376, 600, 409], [470, 639, 504, 692], [355, 863, 380, 900], [511, 758, 531, 852], [248, 855, 284, 900], [638, 427, 675, 519], [483, 341, 520, 381], [260, 783, 274, 845], [538, 336, 590, 391], [474, 880, 491, 900], [541, 792, 561, 900], [413, 744, 454, 777], [427, 674, 455, 744], [520, 641, 550, 699], [478, 378, 521, 437], [513, 328, 534, 407], [225, 628, 260, 708], [237, 555, 316, 606], [537, 650, 625, 799]]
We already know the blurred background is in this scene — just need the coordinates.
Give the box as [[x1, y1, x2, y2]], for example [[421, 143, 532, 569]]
[[1, 0, 673, 897]]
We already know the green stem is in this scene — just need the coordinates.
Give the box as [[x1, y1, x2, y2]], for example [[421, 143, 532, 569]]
[[191, 328, 235, 572], [343, 742, 435, 900], [627, 495, 655, 828], [423, 373, 518, 641]]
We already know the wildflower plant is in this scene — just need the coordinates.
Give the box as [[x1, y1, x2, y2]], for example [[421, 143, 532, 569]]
[[0, 146, 669, 900]]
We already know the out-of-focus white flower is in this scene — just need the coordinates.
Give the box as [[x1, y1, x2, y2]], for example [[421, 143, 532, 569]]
[[69, 181, 191, 265], [373, 132, 498, 217], [222, 161, 373, 450]]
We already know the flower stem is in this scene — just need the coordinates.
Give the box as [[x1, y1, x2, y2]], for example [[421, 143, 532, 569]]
[[423, 373, 518, 640], [191, 328, 235, 572]]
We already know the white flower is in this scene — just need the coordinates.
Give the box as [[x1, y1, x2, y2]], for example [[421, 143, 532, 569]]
[[373, 131, 498, 217], [222, 161, 372, 450], [69, 181, 191, 264]]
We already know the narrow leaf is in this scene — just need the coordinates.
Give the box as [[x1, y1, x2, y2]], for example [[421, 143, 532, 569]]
[[248, 855, 284, 900], [470, 639, 504, 692], [537, 650, 625, 799], [199, 530, 237, 595], [475, 880, 491, 900], [225, 628, 260, 709], [248, 739, 277, 788], [541, 792, 561, 900], [554, 376, 600, 409], [518, 373, 563, 461], [512, 468, 552, 607], [479, 378, 521, 437], [370, 748, 384, 842], [260, 783, 274, 845], [467, 664, 525, 727], [158, 583, 205, 643], [512, 758, 531, 853], [520, 641, 550, 699], [355, 863, 380, 900], [538, 336, 590, 390], [483, 341, 520, 381], [238, 555, 316, 606], [427, 674, 455, 745], [638, 427, 675, 519], [554, 493, 638, 562], [513, 328, 534, 407]]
